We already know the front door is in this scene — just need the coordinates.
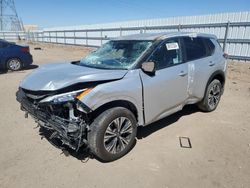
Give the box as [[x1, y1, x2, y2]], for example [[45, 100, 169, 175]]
[[140, 37, 188, 124]]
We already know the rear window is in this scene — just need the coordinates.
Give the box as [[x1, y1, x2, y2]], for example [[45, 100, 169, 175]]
[[0, 42, 9, 49], [183, 37, 214, 61]]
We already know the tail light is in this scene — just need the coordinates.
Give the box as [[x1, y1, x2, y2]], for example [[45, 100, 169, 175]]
[[21, 47, 30, 53], [223, 53, 229, 59]]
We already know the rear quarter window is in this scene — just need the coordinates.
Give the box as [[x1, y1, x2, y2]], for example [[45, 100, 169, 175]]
[[203, 38, 215, 56], [183, 37, 207, 61]]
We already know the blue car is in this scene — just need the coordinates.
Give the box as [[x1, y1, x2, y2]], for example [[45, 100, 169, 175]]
[[0, 39, 33, 71]]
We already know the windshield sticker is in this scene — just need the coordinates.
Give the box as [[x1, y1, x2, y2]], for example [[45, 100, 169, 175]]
[[166, 42, 179, 50]]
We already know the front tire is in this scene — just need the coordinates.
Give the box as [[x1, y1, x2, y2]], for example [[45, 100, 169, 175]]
[[198, 79, 222, 112], [7, 58, 22, 71], [88, 107, 137, 162]]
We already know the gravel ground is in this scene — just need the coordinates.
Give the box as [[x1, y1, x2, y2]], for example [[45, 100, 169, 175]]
[[0, 43, 250, 188]]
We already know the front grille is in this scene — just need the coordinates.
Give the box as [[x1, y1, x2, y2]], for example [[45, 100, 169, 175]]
[[20, 95, 48, 122]]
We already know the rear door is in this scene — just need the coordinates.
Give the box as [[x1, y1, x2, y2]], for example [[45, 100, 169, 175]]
[[181, 37, 217, 99], [140, 37, 188, 124]]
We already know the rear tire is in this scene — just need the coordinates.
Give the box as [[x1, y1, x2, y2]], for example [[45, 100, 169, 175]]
[[88, 107, 137, 162], [198, 79, 222, 112], [7, 58, 22, 71]]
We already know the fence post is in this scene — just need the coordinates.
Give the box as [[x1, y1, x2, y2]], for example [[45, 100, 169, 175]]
[[33, 32, 35, 42], [31, 32, 33, 42], [86, 30, 88, 46], [223, 21, 230, 52], [55, 31, 58, 43], [120, 27, 122, 36], [64, 31, 66, 44], [100, 28, 103, 45], [42, 32, 44, 43], [27, 32, 29, 41], [30, 32, 32, 42], [32, 32, 34, 42], [74, 31, 76, 45], [178, 24, 181, 31], [49, 32, 51, 43], [140, 28, 143, 34]]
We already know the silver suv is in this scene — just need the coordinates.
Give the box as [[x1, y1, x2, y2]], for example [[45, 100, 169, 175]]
[[16, 32, 227, 161]]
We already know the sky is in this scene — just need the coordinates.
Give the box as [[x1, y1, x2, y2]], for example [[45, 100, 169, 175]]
[[14, 0, 250, 28]]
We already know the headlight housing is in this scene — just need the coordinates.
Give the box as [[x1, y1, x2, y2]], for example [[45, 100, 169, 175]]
[[40, 88, 92, 104]]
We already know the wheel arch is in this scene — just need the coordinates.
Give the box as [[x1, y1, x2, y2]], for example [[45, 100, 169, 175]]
[[204, 70, 225, 97], [89, 100, 139, 124]]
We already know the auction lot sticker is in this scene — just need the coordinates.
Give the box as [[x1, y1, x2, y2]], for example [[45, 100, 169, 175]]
[[166, 42, 179, 50]]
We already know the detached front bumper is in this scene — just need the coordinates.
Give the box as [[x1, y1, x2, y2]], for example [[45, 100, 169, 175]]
[[16, 89, 88, 150]]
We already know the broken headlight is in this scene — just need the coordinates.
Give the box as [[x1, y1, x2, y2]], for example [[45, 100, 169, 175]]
[[40, 88, 92, 104]]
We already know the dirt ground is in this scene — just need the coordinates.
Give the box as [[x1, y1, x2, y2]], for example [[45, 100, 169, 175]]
[[0, 43, 250, 188]]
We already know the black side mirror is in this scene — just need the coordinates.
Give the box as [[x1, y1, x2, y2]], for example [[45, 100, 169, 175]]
[[141, 61, 156, 75]]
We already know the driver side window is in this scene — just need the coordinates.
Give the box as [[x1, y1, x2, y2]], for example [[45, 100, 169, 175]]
[[149, 38, 183, 70]]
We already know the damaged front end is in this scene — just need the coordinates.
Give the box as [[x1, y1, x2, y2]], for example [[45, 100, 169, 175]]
[[16, 87, 92, 151]]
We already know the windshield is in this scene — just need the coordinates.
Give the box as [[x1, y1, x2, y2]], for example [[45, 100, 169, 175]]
[[80, 40, 152, 70]]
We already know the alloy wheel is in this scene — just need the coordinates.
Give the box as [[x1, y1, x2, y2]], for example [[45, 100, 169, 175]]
[[208, 83, 221, 109], [104, 117, 133, 154], [8, 59, 21, 71]]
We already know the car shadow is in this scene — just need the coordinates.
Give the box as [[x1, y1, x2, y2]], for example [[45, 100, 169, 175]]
[[0, 69, 8, 74], [22, 64, 39, 70], [38, 104, 199, 163], [137, 104, 199, 139], [38, 127, 94, 162]]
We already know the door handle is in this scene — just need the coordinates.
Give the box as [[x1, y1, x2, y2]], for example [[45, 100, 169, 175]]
[[178, 71, 187, 77], [209, 61, 215, 66]]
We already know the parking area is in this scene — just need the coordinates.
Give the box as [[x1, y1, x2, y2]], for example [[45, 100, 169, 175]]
[[0, 43, 250, 188]]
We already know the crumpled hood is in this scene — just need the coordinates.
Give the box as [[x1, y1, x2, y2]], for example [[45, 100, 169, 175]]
[[20, 62, 128, 91]]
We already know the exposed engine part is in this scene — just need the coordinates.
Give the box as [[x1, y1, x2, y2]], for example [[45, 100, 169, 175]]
[[17, 88, 90, 151], [65, 102, 78, 121]]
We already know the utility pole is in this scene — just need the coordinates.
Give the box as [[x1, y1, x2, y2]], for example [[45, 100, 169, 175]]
[[0, 0, 3, 31], [0, 0, 23, 31]]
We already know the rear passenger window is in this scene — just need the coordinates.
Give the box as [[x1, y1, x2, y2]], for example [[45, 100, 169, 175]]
[[183, 37, 207, 61]]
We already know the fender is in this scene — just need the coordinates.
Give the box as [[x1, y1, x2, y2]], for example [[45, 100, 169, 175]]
[[80, 70, 144, 125]]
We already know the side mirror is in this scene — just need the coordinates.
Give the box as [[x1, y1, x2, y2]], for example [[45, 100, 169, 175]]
[[141, 61, 156, 75]]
